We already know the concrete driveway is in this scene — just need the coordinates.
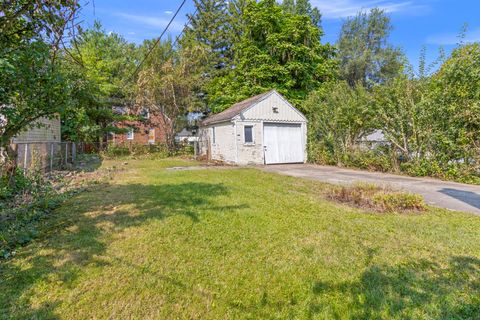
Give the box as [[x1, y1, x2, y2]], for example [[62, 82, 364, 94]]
[[263, 164, 480, 215]]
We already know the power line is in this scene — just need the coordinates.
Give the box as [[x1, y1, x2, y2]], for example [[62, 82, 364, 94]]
[[172, 7, 198, 48], [130, 0, 188, 79]]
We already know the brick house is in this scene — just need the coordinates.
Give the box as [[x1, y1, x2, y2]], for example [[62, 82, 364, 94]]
[[109, 107, 170, 145]]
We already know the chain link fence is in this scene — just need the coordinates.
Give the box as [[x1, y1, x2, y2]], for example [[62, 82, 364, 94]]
[[11, 142, 79, 172]]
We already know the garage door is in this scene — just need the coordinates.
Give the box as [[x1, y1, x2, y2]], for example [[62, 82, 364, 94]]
[[263, 123, 303, 164]]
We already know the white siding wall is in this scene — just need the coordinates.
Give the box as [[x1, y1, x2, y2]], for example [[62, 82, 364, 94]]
[[234, 120, 264, 165], [198, 92, 307, 165], [12, 116, 61, 143], [240, 92, 306, 122], [209, 122, 236, 163]]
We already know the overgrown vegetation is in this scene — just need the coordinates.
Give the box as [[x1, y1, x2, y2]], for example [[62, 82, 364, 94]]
[[101, 142, 194, 159], [0, 155, 114, 259], [326, 183, 426, 213], [305, 9, 480, 183]]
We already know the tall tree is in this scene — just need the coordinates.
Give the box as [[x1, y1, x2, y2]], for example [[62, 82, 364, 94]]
[[281, 0, 295, 13], [137, 41, 208, 150], [337, 8, 403, 87], [430, 43, 480, 167], [207, 0, 335, 112], [281, 0, 321, 27], [61, 22, 138, 144]]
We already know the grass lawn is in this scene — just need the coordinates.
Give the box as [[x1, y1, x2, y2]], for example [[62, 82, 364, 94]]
[[1, 158, 479, 319]]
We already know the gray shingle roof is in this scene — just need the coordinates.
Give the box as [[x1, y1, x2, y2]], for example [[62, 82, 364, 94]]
[[202, 90, 275, 125]]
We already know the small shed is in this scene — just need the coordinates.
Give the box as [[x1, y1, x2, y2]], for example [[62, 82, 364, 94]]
[[199, 90, 307, 165]]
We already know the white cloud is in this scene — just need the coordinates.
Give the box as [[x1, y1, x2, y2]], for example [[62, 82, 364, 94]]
[[311, 0, 428, 19], [164, 10, 173, 14], [426, 27, 480, 45], [115, 13, 184, 32], [127, 31, 136, 35]]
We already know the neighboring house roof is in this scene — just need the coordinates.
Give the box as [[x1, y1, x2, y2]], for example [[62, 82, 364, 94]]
[[361, 130, 387, 142], [202, 90, 276, 125], [176, 128, 197, 138]]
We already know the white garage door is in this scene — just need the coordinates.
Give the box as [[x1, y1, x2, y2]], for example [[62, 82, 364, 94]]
[[263, 123, 304, 164]]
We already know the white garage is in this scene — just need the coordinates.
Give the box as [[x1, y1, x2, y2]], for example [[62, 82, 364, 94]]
[[199, 90, 307, 165]]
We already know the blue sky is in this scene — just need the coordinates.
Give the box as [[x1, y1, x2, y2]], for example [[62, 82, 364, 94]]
[[80, 0, 480, 71]]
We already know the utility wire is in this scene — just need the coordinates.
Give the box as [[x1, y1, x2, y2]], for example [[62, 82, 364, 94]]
[[172, 7, 198, 48], [130, 0, 188, 79]]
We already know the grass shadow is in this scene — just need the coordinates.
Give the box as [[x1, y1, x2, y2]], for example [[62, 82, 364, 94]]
[[0, 181, 247, 319], [310, 255, 480, 319]]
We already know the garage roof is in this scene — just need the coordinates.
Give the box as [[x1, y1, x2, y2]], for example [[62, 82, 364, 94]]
[[202, 90, 275, 125]]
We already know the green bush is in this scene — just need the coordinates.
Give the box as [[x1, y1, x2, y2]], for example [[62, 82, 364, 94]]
[[102, 142, 194, 160], [342, 149, 393, 172], [401, 159, 480, 184]]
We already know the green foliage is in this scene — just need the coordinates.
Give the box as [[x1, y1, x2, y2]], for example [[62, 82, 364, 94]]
[[430, 43, 480, 165], [208, 0, 336, 112], [0, 1, 78, 156], [137, 41, 208, 149], [61, 22, 138, 143], [308, 42, 480, 184], [373, 76, 432, 161], [304, 81, 377, 164], [102, 143, 194, 160], [337, 8, 403, 87], [281, 0, 322, 27]]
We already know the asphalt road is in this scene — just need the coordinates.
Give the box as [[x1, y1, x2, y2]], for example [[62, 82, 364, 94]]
[[263, 164, 480, 215]]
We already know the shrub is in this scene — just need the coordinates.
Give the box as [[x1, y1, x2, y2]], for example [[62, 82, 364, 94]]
[[326, 183, 426, 213], [102, 142, 194, 160]]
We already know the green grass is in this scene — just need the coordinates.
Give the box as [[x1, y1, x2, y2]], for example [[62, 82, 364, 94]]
[[1, 158, 479, 319]]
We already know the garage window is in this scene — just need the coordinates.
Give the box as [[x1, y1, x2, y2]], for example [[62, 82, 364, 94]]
[[244, 125, 253, 144]]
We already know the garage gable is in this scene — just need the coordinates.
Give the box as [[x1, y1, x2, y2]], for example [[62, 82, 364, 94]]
[[238, 91, 306, 123]]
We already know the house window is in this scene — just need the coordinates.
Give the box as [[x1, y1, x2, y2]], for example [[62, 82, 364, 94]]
[[140, 108, 150, 119], [212, 126, 216, 144], [127, 128, 134, 140], [148, 128, 155, 143], [244, 125, 253, 143]]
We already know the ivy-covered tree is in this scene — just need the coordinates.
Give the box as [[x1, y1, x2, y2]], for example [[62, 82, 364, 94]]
[[337, 8, 403, 87], [207, 0, 335, 112]]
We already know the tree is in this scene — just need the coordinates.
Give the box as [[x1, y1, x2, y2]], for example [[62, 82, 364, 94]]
[[181, 0, 231, 106], [337, 8, 403, 87], [430, 43, 480, 168], [136, 41, 208, 150], [304, 81, 376, 165], [0, 0, 79, 165], [207, 0, 335, 112], [61, 22, 138, 144], [281, 0, 321, 28], [373, 77, 432, 162]]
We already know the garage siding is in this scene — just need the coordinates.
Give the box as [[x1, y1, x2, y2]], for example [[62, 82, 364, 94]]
[[241, 93, 305, 122], [210, 122, 236, 163], [235, 120, 264, 165], [199, 90, 307, 165]]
